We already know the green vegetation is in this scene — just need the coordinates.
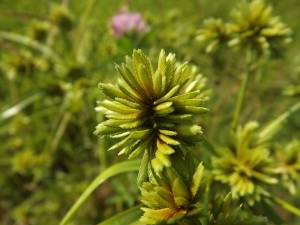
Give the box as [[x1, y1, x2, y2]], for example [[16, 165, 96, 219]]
[[0, 0, 299, 224]]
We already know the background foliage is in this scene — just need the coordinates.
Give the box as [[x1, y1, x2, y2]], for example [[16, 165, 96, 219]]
[[0, 0, 299, 224]]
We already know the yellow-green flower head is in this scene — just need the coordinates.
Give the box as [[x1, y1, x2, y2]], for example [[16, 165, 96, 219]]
[[94, 49, 209, 173], [228, 0, 292, 57], [140, 159, 207, 225], [275, 139, 300, 195], [211, 121, 279, 206], [196, 18, 233, 54]]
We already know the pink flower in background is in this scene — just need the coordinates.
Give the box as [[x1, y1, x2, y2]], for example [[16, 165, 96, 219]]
[[111, 11, 150, 37]]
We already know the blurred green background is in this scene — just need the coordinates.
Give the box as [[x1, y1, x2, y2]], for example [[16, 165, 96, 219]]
[[0, 0, 299, 224]]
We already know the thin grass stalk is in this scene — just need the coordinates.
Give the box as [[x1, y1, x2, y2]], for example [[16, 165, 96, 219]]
[[271, 196, 300, 217], [231, 47, 253, 130]]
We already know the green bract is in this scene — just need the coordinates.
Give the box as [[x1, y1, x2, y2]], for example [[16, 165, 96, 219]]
[[139, 153, 267, 225], [228, 0, 292, 57], [207, 193, 267, 225], [211, 121, 279, 206], [94, 49, 209, 173]]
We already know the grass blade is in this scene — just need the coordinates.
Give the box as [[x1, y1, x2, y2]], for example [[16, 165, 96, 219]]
[[98, 204, 143, 225], [59, 159, 141, 225]]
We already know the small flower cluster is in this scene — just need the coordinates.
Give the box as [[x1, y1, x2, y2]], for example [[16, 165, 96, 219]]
[[110, 10, 150, 38]]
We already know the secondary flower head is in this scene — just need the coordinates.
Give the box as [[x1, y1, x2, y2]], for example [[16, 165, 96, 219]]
[[94, 49, 209, 173], [110, 10, 150, 38], [228, 0, 292, 57], [196, 18, 233, 54], [139, 153, 267, 225], [140, 155, 207, 225], [211, 121, 279, 206]]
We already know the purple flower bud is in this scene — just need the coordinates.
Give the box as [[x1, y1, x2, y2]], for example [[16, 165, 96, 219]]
[[110, 11, 150, 37]]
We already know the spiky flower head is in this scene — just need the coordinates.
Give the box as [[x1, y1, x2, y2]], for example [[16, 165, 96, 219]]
[[140, 153, 207, 225], [275, 139, 300, 195], [196, 18, 233, 54], [228, 0, 292, 57], [139, 153, 267, 225], [211, 121, 279, 206], [94, 49, 209, 173], [206, 193, 267, 225]]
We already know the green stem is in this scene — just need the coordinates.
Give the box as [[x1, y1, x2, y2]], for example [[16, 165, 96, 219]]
[[256, 100, 300, 142], [231, 48, 253, 130], [49, 111, 71, 152], [8, 77, 18, 101], [72, 0, 96, 54], [271, 196, 300, 217]]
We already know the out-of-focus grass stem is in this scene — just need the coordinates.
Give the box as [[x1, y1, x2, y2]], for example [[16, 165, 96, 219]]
[[271, 196, 300, 217], [98, 114, 108, 171], [231, 48, 253, 130]]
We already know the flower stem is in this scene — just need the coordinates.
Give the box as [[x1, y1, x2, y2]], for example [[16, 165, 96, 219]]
[[271, 196, 300, 217], [231, 48, 253, 130]]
